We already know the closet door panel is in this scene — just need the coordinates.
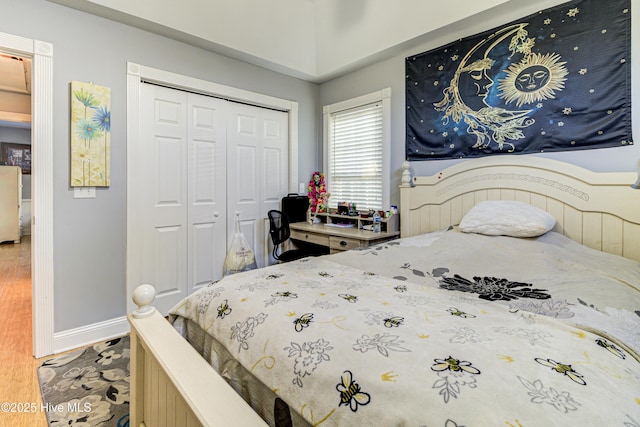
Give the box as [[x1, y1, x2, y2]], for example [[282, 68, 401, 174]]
[[261, 110, 289, 265], [228, 104, 288, 267], [188, 94, 227, 291], [191, 222, 216, 287], [140, 84, 188, 314], [150, 136, 185, 298], [261, 111, 289, 206], [153, 226, 183, 295], [228, 106, 262, 265], [261, 109, 289, 233], [192, 140, 216, 206], [233, 145, 258, 204], [154, 137, 183, 205], [263, 147, 283, 202]]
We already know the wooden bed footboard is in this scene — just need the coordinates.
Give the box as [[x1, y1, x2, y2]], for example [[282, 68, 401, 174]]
[[128, 284, 268, 427]]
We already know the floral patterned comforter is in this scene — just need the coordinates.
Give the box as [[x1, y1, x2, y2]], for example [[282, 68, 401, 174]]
[[169, 230, 640, 427], [333, 229, 640, 356]]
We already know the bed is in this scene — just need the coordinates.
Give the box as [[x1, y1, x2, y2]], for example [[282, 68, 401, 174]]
[[128, 155, 640, 427]]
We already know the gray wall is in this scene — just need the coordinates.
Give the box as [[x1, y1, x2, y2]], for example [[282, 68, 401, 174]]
[[1, 0, 321, 332], [319, 0, 640, 208], [0, 126, 31, 199]]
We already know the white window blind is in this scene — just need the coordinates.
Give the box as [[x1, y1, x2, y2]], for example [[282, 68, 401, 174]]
[[328, 101, 383, 210]]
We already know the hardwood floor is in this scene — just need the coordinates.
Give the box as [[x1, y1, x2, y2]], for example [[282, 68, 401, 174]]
[[0, 236, 48, 427]]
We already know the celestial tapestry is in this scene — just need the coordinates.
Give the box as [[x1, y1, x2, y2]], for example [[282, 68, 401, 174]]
[[406, 0, 632, 160]]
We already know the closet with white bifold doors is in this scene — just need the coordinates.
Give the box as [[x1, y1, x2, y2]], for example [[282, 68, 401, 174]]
[[138, 83, 289, 314]]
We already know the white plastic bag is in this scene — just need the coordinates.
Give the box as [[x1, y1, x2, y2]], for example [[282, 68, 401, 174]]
[[223, 215, 257, 276]]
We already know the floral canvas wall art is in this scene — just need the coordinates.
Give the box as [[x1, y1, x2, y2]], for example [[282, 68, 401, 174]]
[[70, 81, 111, 187]]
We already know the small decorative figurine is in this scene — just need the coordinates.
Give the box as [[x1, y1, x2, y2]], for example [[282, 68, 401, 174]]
[[308, 171, 329, 224], [308, 171, 327, 213]]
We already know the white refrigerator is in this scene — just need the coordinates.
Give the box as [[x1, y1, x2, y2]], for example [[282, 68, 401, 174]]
[[0, 166, 22, 243]]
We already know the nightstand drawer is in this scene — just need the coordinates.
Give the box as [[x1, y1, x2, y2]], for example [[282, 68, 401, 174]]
[[329, 236, 362, 251], [290, 229, 329, 247]]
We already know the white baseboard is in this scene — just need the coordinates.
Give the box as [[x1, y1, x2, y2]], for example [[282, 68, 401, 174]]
[[52, 315, 130, 355]]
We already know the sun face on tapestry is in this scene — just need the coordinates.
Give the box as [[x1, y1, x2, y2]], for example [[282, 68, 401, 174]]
[[70, 81, 111, 187]]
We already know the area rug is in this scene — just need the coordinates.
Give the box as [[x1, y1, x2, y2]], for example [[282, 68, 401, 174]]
[[37, 335, 129, 427]]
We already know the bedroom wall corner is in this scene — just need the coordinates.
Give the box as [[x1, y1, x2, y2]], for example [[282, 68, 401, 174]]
[[318, 0, 640, 206]]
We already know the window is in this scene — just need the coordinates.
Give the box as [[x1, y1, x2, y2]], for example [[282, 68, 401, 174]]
[[323, 88, 391, 211]]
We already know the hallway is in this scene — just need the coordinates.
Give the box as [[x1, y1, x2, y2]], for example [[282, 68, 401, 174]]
[[0, 236, 47, 427]]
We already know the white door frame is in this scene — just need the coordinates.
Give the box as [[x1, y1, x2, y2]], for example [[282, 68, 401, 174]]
[[126, 62, 299, 313], [0, 32, 54, 357]]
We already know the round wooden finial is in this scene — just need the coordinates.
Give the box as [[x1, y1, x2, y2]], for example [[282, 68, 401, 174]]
[[401, 160, 412, 186], [132, 284, 157, 318]]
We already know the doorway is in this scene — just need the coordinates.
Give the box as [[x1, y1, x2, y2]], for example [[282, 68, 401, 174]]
[[0, 31, 54, 358]]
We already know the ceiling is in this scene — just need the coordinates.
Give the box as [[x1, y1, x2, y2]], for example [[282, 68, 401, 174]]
[[49, 0, 511, 83], [0, 53, 32, 128], [0, 54, 31, 95]]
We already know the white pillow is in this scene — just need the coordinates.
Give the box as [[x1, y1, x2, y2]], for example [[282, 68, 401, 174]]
[[459, 200, 556, 237]]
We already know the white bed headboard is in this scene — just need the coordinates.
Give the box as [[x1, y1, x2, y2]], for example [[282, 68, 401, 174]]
[[400, 155, 640, 262]]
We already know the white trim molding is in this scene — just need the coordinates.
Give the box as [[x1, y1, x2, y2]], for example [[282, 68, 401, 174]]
[[323, 87, 392, 210], [53, 316, 130, 354]]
